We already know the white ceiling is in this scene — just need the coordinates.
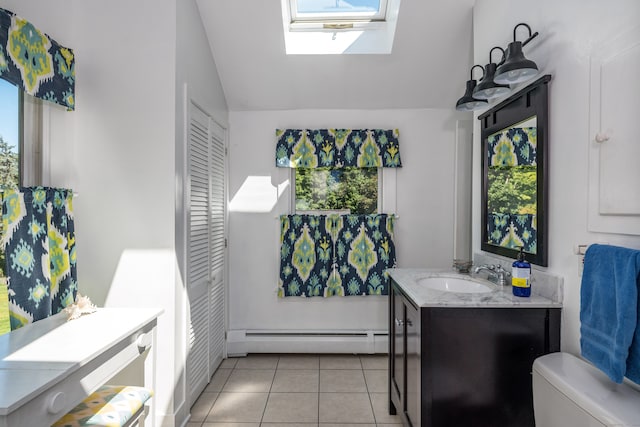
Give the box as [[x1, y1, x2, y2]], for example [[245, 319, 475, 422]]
[[196, 0, 476, 111]]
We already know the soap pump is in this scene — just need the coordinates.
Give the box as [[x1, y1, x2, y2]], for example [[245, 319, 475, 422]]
[[511, 247, 531, 297]]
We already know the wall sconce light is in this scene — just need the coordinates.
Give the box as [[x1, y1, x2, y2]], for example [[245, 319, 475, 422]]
[[473, 47, 512, 100], [455, 65, 488, 111], [494, 23, 539, 85]]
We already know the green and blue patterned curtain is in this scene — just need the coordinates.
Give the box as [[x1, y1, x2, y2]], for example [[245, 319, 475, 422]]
[[279, 214, 396, 297], [275, 129, 402, 168], [487, 213, 537, 253], [0, 8, 75, 110], [1, 187, 77, 330], [488, 127, 536, 167]]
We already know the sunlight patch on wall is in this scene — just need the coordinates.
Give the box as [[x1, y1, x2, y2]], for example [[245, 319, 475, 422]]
[[229, 176, 289, 213]]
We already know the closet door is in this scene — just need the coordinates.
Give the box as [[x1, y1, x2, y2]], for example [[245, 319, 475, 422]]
[[186, 101, 226, 404], [209, 120, 226, 373]]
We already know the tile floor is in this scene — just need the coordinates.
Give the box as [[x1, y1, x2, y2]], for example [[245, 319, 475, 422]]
[[187, 353, 402, 427]]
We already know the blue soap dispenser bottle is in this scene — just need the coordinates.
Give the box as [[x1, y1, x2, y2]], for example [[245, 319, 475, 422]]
[[512, 247, 531, 297]]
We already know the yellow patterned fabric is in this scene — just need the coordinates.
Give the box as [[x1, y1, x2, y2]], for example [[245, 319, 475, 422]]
[[0, 279, 9, 335], [52, 385, 152, 427]]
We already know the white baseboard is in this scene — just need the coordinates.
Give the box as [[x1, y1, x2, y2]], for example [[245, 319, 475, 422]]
[[226, 329, 388, 356]]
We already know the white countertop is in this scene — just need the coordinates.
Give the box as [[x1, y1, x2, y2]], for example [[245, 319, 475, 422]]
[[388, 268, 563, 308]]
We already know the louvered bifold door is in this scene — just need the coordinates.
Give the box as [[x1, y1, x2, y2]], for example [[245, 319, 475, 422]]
[[187, 103, 213, 403], [209, 120, 226, 373]]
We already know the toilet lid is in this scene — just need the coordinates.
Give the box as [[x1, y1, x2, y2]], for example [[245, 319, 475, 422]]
[[533, 353, 640, 426]]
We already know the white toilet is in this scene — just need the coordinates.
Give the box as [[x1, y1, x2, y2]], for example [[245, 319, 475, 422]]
[[532, 352, 640, 427]]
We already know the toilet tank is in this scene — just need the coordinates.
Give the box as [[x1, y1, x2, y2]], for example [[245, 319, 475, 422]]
[[532, 352, 640, 427]]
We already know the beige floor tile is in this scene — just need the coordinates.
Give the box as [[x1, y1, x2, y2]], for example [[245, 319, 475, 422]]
[[261, 424, 317, 427], [369, 393, 403, 424], [320, 355, 362, 370], [186, 422, 202, 427], [202, 424, 260, 427], [222, 369, 275, 393], [319, 392, 375, 424], [320, 369, 366, 392], [320, 424, 376, 427], [205, 368, 233, 392], [235, 354, 279, 370], [271, 369, 319, 392], [277, 354, 320, 370], [359, 354, 389, 370], [191, 392, 219, 422], [364, 370, 388, 393], [220, 358, 239, 368], [205, 392, 269, 423], [262, 392, 319, 423]]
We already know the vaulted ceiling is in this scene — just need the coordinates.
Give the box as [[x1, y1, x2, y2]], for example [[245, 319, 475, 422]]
[[196, 0, 476, 111]]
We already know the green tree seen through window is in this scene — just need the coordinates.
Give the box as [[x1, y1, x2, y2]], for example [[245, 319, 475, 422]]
[[295, 167, 378, 214], [0, 136, 19, 189]]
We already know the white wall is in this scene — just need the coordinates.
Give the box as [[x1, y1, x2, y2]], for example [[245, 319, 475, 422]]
[[473, 0, 640, 355], [227, 109, 465, 340]]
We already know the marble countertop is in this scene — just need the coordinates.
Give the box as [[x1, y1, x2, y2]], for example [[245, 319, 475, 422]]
[[388, 268, 563, 308]]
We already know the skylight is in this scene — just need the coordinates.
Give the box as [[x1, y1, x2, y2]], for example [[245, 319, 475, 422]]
[[291, 0, 388, 23], [281, 0, 401, 55]]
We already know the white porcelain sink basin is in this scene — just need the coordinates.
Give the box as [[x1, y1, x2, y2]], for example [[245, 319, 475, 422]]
[[418, 277, 493, 294]]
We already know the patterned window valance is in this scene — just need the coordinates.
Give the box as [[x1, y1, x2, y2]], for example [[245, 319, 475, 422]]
[[275, 129, 402, 168], [0, 8, 75, 110], [488, 127, 536, 167]]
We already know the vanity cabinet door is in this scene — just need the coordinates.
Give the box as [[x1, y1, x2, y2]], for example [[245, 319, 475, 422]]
[[405, 300, 420, 427], [390, 282, 423, 426], [390, 285, 405, 405], [427, 307, 559, 427]]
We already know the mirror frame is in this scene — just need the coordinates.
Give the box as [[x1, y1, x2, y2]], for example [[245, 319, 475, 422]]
[[478, 75, 551, 267]]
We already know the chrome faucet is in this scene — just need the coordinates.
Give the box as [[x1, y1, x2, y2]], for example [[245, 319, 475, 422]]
[[473, 264, 510, 286]]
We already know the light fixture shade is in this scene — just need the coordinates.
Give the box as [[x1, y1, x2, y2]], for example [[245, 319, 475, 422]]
[[494, 41, 538, 84], [456, 80, 488, 111], [473, 63, 512, 100]]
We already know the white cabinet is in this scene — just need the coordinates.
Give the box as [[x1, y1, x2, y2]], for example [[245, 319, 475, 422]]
[[589, 25, 640, 234]]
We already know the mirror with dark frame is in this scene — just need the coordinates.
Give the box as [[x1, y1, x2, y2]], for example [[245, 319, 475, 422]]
[[478, 75, 551, 267]]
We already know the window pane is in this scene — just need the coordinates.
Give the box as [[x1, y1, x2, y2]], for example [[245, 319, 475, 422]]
[[297, 0, 381, 14], [0, 79, 20, 188], [296, 167, 378, 214]]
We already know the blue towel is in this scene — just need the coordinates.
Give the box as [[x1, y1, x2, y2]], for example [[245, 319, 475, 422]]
[[626, 286, 640, 384], [580, 244, 640, 383]]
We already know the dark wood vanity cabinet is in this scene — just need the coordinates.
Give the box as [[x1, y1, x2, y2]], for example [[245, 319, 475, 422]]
[[389, 281, 561, 427]]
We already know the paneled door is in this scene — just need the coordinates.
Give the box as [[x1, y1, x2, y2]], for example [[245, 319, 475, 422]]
[[186, 100, 226, 404]]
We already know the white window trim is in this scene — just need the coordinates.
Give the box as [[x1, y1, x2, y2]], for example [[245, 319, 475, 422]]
[[289, 0, 389, 24], [20, 93, 49, 187]]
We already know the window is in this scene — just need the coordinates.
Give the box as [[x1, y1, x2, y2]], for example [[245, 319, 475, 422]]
[[281, 0, 400, 55], [0, 79, 45, 188], [295, 167, 379, 214], [0, 79, 20, 188], [290, 0, 388, 24]]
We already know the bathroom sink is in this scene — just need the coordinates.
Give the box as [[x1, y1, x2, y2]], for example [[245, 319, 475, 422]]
[[417, 277, 493, 294]]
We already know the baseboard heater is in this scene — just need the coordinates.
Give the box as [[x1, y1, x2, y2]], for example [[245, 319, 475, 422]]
[[226, 329, 389, 356]]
